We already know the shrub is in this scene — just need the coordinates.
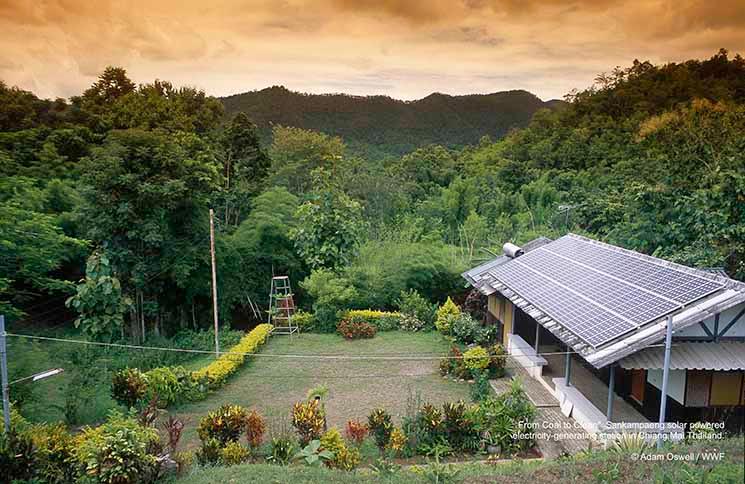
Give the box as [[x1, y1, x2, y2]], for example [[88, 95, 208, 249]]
[[488, 344, 507, 378], [450, 313, 480, 344], [144, 366, 185, 406], [245, 410, 266, 450], [294, 439, 335, 467], [388, 427, 406, 455], [337, 319, 377, 339], [197, 404, 249, 445], [29, 423, 77, 484], [463, 288, 487, 321], [399, 314, 427, 332], [475, 325, 499, 346], [334, 445, 361, 471], [192, 323, 272, 388], [320, 428, 345, 457], [345, 419, 368, 445], [320, 428, 356, 469], [162, 415, 185, 453], [471, 369, 492, 402], [438, 358, 451, 376], [292, 400, 325, 445], [172, 450, 194, 475], [111, 368, 148, 408], [463, 346, 490, 371], [416, 404, 444, 447], [368, 408, 393, 452], [301, 269, 358, 333], [0, 430, 36, 482], [292, 310, 316, 331], [196, 438, 222, 465], [396, 289, 437, 327], [435, 297, 460, 334], [343, 240, 466, 309], [268, 434, 296, 465], [471, 380, 536, 454], [344, 309, 401, 331], [220, 441, 250, 465], [441, 346, 470, 380], [75, 411, 160, 484], [442, 401, 477, 450]]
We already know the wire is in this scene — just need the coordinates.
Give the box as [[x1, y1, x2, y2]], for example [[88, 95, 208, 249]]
[[3, 331, 669, 362]]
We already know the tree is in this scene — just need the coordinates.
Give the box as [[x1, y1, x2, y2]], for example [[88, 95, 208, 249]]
[[291, 172, 363, 271], [268, 126, 346, 194], [216, 187, 305, 321], [217, 112, 270, 227], [79, 129, 219, 339], [390, 145, 458, 202], [0, 178, 85, 318], [67, 252, 131, 341], [82, 67, 136, 105]]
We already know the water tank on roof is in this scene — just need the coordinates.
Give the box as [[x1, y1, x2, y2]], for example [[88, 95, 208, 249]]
[[503, 243, 524, 258]]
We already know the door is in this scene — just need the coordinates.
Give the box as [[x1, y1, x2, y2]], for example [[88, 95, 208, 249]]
[[630, 369, 646, 404]]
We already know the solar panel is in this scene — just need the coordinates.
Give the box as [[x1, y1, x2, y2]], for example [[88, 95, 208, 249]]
[[547, 237, 723, 304], [487, 235, 725, 348]]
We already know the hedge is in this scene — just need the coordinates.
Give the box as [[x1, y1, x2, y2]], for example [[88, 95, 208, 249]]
[[341, 310, 401, 331], [192, 323, 273, 387], [114, 324, 274, 408]]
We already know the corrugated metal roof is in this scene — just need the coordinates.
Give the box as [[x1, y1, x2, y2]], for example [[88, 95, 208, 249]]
[[620, 341, 745, 370]]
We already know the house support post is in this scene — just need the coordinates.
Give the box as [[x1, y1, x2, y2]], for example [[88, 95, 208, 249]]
[[565, 347, 572, 387], [606, 364, 615, 422], [657, 315, 673, 450], [534, 322, 540, 352]]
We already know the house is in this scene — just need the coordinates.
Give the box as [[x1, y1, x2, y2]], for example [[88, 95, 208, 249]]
[[463, 234, 745, 441]]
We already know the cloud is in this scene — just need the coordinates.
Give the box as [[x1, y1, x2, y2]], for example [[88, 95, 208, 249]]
[[0, 0, 742, 101]]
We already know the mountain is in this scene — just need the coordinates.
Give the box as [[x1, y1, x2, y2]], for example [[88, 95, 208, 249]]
[[221, 86, 564, 158]]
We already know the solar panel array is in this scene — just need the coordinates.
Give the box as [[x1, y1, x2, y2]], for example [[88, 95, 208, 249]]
[[487, 235, 725, 348], [548, 237, 723, 304]]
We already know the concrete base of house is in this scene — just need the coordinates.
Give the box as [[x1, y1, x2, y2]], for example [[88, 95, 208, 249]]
[[553, 377, 685, 447], [507, 333, 548, 379], [553, 377, 607, 437]]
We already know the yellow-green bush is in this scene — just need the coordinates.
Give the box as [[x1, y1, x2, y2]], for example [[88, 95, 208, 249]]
[[463, 346, 490, 370], [192, 324, 273, 387], [29, 423, 78, 483], [219, 441, 250, 465], [320, 427, 360, 471], [75, 411, 160, 484], [435, 297, 460, 334]]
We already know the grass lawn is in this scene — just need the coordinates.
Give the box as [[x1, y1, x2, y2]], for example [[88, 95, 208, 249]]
[[171, 331, 471, 450]]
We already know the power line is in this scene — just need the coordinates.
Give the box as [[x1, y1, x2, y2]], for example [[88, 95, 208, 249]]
[[4, 331, 668, 362]]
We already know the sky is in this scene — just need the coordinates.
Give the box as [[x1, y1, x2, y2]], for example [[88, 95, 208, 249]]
[[1, 0, 744, 101]]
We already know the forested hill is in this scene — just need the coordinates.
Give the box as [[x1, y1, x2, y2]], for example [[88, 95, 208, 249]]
[[221, 86, 562, 158]]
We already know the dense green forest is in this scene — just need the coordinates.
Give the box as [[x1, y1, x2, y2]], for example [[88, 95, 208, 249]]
[[221, 86, 562, 158], [1, 49, 744, 347]]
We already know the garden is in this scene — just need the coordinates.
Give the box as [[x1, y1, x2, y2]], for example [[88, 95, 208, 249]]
[[2, 292, 540, 483]]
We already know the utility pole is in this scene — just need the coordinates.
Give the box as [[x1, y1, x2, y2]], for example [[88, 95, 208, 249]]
[[1, 315, 10, 433], [209, 209, 220, 358]]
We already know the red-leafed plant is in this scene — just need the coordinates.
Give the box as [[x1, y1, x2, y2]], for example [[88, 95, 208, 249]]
[[337, 320, 377, 340], [162, 415, 185, 453], [245, 409, 266, 450], [344, 419, 368, 445]]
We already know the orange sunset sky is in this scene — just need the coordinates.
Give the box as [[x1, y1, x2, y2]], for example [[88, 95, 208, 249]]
[[1, 0, 744, 101]]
